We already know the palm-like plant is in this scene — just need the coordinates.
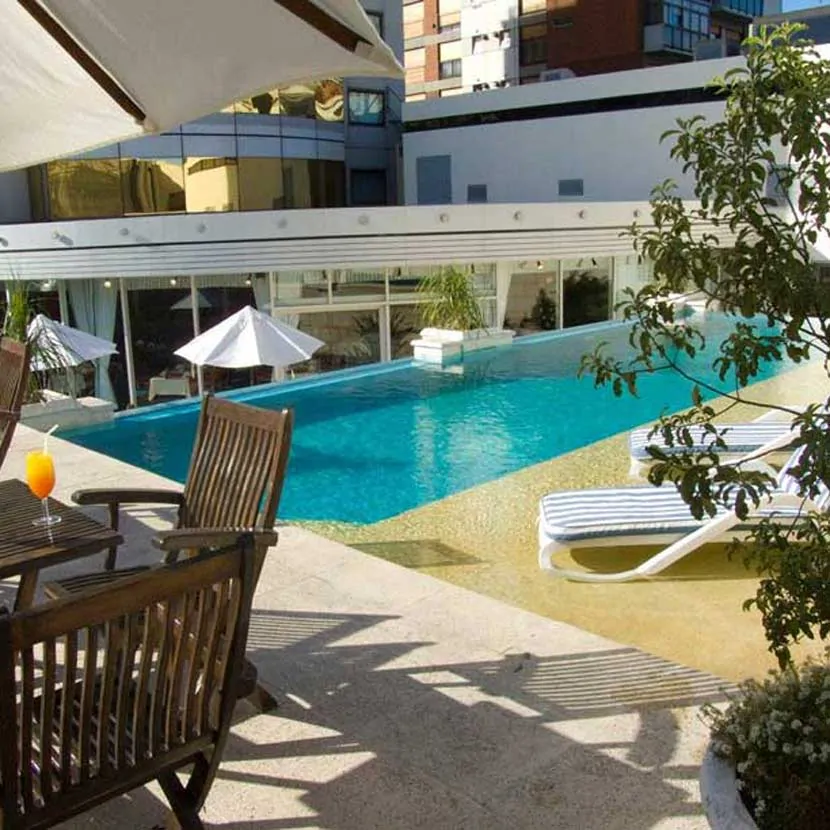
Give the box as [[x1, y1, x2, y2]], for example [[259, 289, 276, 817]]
[[418, 266, 486, 331]]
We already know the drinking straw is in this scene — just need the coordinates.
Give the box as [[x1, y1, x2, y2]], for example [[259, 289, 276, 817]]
[[43, 423, 58, 454]]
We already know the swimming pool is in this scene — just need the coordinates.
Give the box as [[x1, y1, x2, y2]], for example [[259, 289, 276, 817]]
[[63, 315, 796, 524]]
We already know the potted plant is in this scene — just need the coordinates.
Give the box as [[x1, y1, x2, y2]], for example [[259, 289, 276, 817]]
[[579, 24, 830, 828], [412, 266, 513, 363]]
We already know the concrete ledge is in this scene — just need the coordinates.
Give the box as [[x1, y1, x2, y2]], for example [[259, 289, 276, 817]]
[[700, 744, 757, 829], [412, 327, 515, 364], [21, 390, 115, 432]]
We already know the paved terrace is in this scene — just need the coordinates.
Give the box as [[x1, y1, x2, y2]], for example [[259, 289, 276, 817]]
[[2, 425, 722, 829]]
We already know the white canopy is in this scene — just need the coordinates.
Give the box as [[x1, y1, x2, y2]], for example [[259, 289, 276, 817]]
[[174, 305, 324, 369], [27, 313, 117, 371], [1, 0, 402, 172]]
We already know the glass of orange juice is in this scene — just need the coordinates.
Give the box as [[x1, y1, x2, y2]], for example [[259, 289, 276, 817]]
[[25, 450, 61, 527]]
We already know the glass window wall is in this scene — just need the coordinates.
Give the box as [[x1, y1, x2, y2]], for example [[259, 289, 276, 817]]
[[331, 269, 386, 303], [348, 90, 386, 125], [234, 79, 344, 122], [46, 160, 123, 219], [504, 264, 559, 335], [120, 158, 186, 214], [40, 157, 345, 219], [562, 257, 611, 328]]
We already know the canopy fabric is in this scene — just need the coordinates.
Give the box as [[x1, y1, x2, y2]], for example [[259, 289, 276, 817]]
[[174, 305, 324, 369], [27, 313, 117, 370], [1, 0, 402, 172]]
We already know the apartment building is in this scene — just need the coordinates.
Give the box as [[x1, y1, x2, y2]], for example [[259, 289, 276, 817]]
[[403, 0, 781, 100]]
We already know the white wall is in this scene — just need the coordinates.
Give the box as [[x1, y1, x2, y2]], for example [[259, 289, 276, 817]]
[[403, 98, 726, 204], [0, 170, 31, 223], [402, 57, 740, 205]]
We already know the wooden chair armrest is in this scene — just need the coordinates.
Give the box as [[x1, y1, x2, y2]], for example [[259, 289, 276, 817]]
[[72, 488, 186, 508], [152, 528, 279, 553]]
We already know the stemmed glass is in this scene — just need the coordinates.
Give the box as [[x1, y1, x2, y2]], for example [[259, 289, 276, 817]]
[[25, 448, 61, 527]]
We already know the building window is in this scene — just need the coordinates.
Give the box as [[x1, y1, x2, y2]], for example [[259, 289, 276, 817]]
[[439, 59, 462, 79], [403, 1, 424, 40], [551, 16, 573, 28], [467, 184, 487, 203], [558, 178, 584, 197], [519, 23, 547, 65], [351, 169, 388, 206], [366, 10, 383, 36], [519, 0, 546, 13], [348, 89, 386, 125]]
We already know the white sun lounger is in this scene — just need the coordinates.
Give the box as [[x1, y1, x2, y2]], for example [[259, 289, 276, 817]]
[[628, 416, 798, 478], [539, 436, 826, 583]]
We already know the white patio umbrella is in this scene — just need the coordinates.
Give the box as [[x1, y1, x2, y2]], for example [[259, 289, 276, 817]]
[[1, 0, 402, 172], [174, 305, 324, 369], [27, 313, 117, 371]]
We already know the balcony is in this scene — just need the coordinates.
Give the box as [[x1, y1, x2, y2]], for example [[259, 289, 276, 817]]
[[711, 0, 764, 20]]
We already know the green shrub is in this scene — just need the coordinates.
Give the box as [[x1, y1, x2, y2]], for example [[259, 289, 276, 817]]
[[703, 656, 830, 829]]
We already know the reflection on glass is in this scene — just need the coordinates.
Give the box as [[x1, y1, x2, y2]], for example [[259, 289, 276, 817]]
[[273, 271, 328, 305], [331, 269, 386, 303], [282, 159, 313, 209], [388, 266, 430, 299], [238, 157, 285, 211], [388, 304, 423, 357], [504, 268, 558, 335], [47, 160, 123, 219], [295, 309, 381, 373], [121, 158, 185, 214], [184, 157, 239, 213], [234, 79, 343, 122], [562, 257, 611, 328], [280, 159, 345, 209], [348, 90, 385, 125], [278, 85, 317, 118], [315, 79, 344, 122]]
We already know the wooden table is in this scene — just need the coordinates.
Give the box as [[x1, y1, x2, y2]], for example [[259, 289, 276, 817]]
[[0, 479, 123, 610]]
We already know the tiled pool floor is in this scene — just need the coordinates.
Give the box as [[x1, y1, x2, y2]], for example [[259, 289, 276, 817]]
[[311, 359, 830, 683]]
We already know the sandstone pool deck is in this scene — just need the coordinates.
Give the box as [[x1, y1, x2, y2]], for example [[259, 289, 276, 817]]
[[309, 358, 830, 683], [2, 424, 719, 829]]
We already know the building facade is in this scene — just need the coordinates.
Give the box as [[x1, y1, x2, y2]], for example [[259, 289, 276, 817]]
[[0, 1, 404, 227], [403, 0, 781, 100], [403, 55, 734, 205]]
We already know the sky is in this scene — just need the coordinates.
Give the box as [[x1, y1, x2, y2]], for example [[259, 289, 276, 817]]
[[783, 0, 830, 10]]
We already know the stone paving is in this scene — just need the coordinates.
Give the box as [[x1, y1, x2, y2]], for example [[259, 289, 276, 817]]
[[0, 424, 723, 828]]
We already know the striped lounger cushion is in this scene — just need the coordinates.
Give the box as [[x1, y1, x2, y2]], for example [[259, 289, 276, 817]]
[[629, 422, 793, 461], [538, 486, 807, 545]]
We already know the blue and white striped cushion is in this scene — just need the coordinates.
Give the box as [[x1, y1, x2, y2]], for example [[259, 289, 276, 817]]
[[776, 448, 830, 510], [629, 422, 794, 461], [539, 486, 808, 544]]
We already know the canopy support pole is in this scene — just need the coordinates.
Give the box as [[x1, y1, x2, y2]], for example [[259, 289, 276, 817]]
[[190, 275, 204, 396], [118, 278, 137, 408]]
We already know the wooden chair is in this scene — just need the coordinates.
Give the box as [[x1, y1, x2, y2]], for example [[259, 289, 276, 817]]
[[0, 531, 274, 830], [44, 394, 293, 599], [0, 337, 31, 472]]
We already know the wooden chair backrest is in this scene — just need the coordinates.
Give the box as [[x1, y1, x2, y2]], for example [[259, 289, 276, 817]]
[[0, 337, 30, 470], [180, 396, 293, 532], [0, 539, 256, 829]]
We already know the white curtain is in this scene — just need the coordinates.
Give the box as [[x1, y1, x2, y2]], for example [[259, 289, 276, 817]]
[[68, 278, 117, 401], [251, 274, 270, 312]]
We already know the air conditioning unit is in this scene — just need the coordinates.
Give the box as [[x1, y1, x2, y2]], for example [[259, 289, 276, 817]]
[[539, 67, 576, 82]]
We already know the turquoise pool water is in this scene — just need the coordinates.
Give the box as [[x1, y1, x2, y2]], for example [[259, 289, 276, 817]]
[[63, 315, 795, 524]]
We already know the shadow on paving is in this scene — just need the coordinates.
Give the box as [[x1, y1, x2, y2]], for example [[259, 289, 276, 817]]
[[64, 608, 729, 828]]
